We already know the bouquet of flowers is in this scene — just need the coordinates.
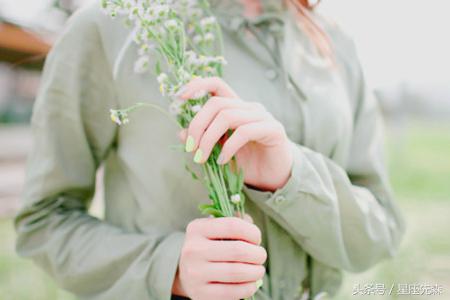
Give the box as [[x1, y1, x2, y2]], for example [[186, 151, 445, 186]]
[[102, 0, 249, 237], [102, 1, 264, 297]]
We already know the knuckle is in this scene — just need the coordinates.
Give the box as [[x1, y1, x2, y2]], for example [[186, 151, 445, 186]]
[[257, 265, 266, 278], [181, 243, 198, 260], [186, 219, 201, 234], [250, 224, 262, 244], [206, 96, 221, 106], [217, 109, 232, 123], [259, 246, 268, 264], [234, 126, 250, 141]]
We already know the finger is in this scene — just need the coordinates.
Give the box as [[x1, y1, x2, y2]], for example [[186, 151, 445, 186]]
[[196, 109, 267, 163], [189, 217, 262, 245], [204, 282, 259, 300], [178, 128, 188, 143], [234, 212, 254, 224], [178, 77, 238, 99], [206, 262, 265, 284], [186, 96, 252, 152], [218, 121, 284, 165], [243, 214, 254, 224], [207, 240, 267, 265]]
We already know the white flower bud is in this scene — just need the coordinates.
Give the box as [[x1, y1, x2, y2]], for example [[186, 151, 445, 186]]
[[191, 104, 202, 113], [230, 194, 241, 204]]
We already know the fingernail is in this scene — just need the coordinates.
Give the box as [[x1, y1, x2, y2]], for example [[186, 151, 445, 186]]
[[216, 153, 225, 165], [193, 148, 203, 164], [256, 279, 264, 289], [185, 135, 195, 152]]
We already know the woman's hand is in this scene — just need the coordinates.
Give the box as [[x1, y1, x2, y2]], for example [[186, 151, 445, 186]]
[[172, 217, 267, 300], [178, 77, 293, 192]]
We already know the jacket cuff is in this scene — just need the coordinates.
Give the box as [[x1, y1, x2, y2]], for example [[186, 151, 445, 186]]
[[243, 142, 307, 209], [149, 231, 185, 300]]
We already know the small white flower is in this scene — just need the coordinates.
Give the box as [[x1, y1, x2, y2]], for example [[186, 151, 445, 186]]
[[204, 32, 215, 42], [157, 73, 173, 95], [187, 7, 203, 18], [157, 73, 169, 84], [230, 194, 241, 204], [128, 6, 143, 21], [215, 56, 228, 65], [185, 50, 200, 66], [191, 104, 202, 113], [134, 55, 150, 74], [110, 109, 129, 126], [152, 4, 170, 18], [200, 16, 216, 27], [169, 98, 184, 116], [164, 19, 179, 30], [138, 43, 154, 56]]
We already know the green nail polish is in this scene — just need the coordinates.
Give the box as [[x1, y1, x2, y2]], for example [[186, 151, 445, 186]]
[[185, 135, 195, 152], [256, 279, 263, 289], [193, 149, 203, 163]]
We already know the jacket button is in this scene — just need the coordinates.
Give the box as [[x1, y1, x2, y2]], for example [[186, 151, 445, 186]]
[[265, 68, 278, 80], [274, 195, 286, 205]]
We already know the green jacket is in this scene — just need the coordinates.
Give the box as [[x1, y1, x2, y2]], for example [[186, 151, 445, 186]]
[[15, 1, 405, 299]]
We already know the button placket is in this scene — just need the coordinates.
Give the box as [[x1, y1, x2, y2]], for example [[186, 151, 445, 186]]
[[274, 194, 286, 205]]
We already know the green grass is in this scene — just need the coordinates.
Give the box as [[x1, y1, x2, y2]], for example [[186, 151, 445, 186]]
[[335, 120, 450, 299], [388, 121, 450, 201], [0, 120, 449, 300], [0, 220, 75, 300]]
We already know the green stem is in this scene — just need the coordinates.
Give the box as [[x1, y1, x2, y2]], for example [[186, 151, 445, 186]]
[[123, 102, 182, 129]]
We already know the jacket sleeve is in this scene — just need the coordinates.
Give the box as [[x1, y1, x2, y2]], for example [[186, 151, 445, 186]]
[[14, 7, 184, 300], [243, 59, 406, 273]]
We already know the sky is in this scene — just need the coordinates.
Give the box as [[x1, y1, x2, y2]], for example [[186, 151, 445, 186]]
[[319, 0, 450, 88], [1, 0, 449, 89]]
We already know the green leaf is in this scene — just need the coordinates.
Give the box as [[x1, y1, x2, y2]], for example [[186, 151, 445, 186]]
[[184, 163, 199, 180], [237, 167, 245, 191], [198, 204, 224, 217]]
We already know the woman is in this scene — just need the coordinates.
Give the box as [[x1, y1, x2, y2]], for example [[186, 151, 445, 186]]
[[15, 0, 405, 299]]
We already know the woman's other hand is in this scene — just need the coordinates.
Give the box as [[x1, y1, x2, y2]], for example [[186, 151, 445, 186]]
[[178, 77, 293, 192], [172, 217, 267, 300]]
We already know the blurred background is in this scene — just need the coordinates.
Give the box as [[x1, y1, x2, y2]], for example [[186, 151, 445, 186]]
[[0, 0, 449, 299]]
